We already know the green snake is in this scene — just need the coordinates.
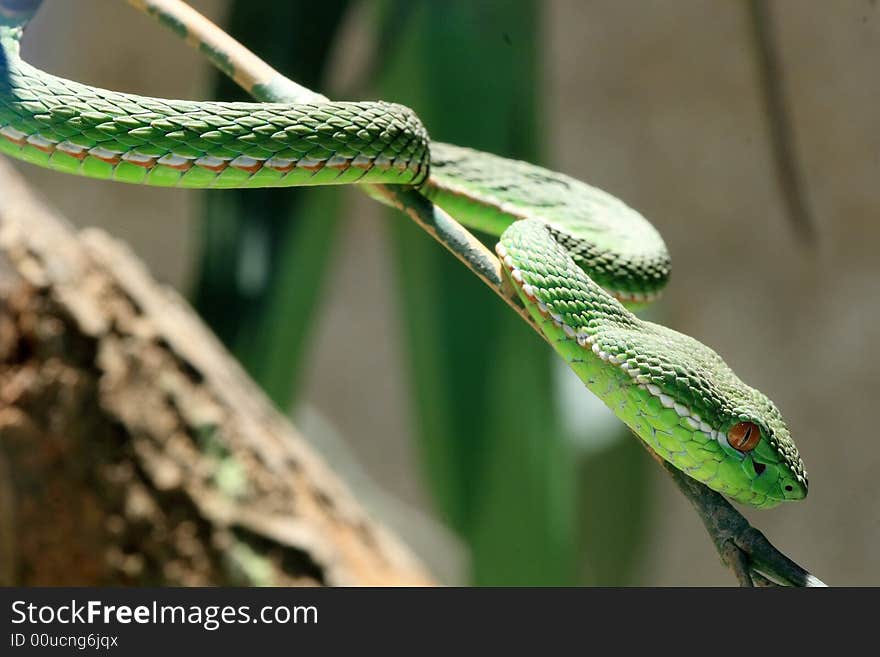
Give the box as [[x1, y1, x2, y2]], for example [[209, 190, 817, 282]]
[[0, 3, 806, 508]]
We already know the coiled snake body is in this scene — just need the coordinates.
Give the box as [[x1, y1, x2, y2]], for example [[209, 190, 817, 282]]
[[0, 6, 806, 508]]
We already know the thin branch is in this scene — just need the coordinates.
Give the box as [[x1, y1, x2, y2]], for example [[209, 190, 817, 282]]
[[748, 0, 817, 244], [648, 449, 824, 586], [124, 0, 823, 586], [126, 0, 323, 103]]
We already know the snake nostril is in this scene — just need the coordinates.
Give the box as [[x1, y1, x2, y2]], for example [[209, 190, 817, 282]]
[[753, 461, 766, 476]]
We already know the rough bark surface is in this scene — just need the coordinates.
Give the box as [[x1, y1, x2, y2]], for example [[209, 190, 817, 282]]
[[0, 160, 433, 586]]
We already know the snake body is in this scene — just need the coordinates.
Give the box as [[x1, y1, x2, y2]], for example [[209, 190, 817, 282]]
[[0, 7, 806, 507]]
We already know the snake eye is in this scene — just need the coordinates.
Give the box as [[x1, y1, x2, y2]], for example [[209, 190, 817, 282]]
[[728, 421, 761, 452]]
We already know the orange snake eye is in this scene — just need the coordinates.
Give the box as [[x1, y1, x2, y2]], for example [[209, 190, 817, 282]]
[[728, 421, 761, 452]]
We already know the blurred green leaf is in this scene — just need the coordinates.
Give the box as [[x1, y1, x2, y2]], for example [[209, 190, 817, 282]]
[[191, 0, 351, 407], [578, 437, 652, 585], [376, 0, 578, 584]]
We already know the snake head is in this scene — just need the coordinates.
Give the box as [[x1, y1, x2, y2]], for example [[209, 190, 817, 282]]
[[496, 219, 808, 509], [716, 410, 808, 508], [619, 324, 809, 508], [589, 319, 809, 508]]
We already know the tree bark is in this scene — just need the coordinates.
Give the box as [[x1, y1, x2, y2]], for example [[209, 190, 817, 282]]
[[0, 160, 433, 586]]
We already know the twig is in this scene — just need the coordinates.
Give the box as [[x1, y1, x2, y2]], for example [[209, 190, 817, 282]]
[[649, 451, 824, 586], [126, 0, 322, 104], [126, 0, 823, 586], [747, 0, 817, 244]]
